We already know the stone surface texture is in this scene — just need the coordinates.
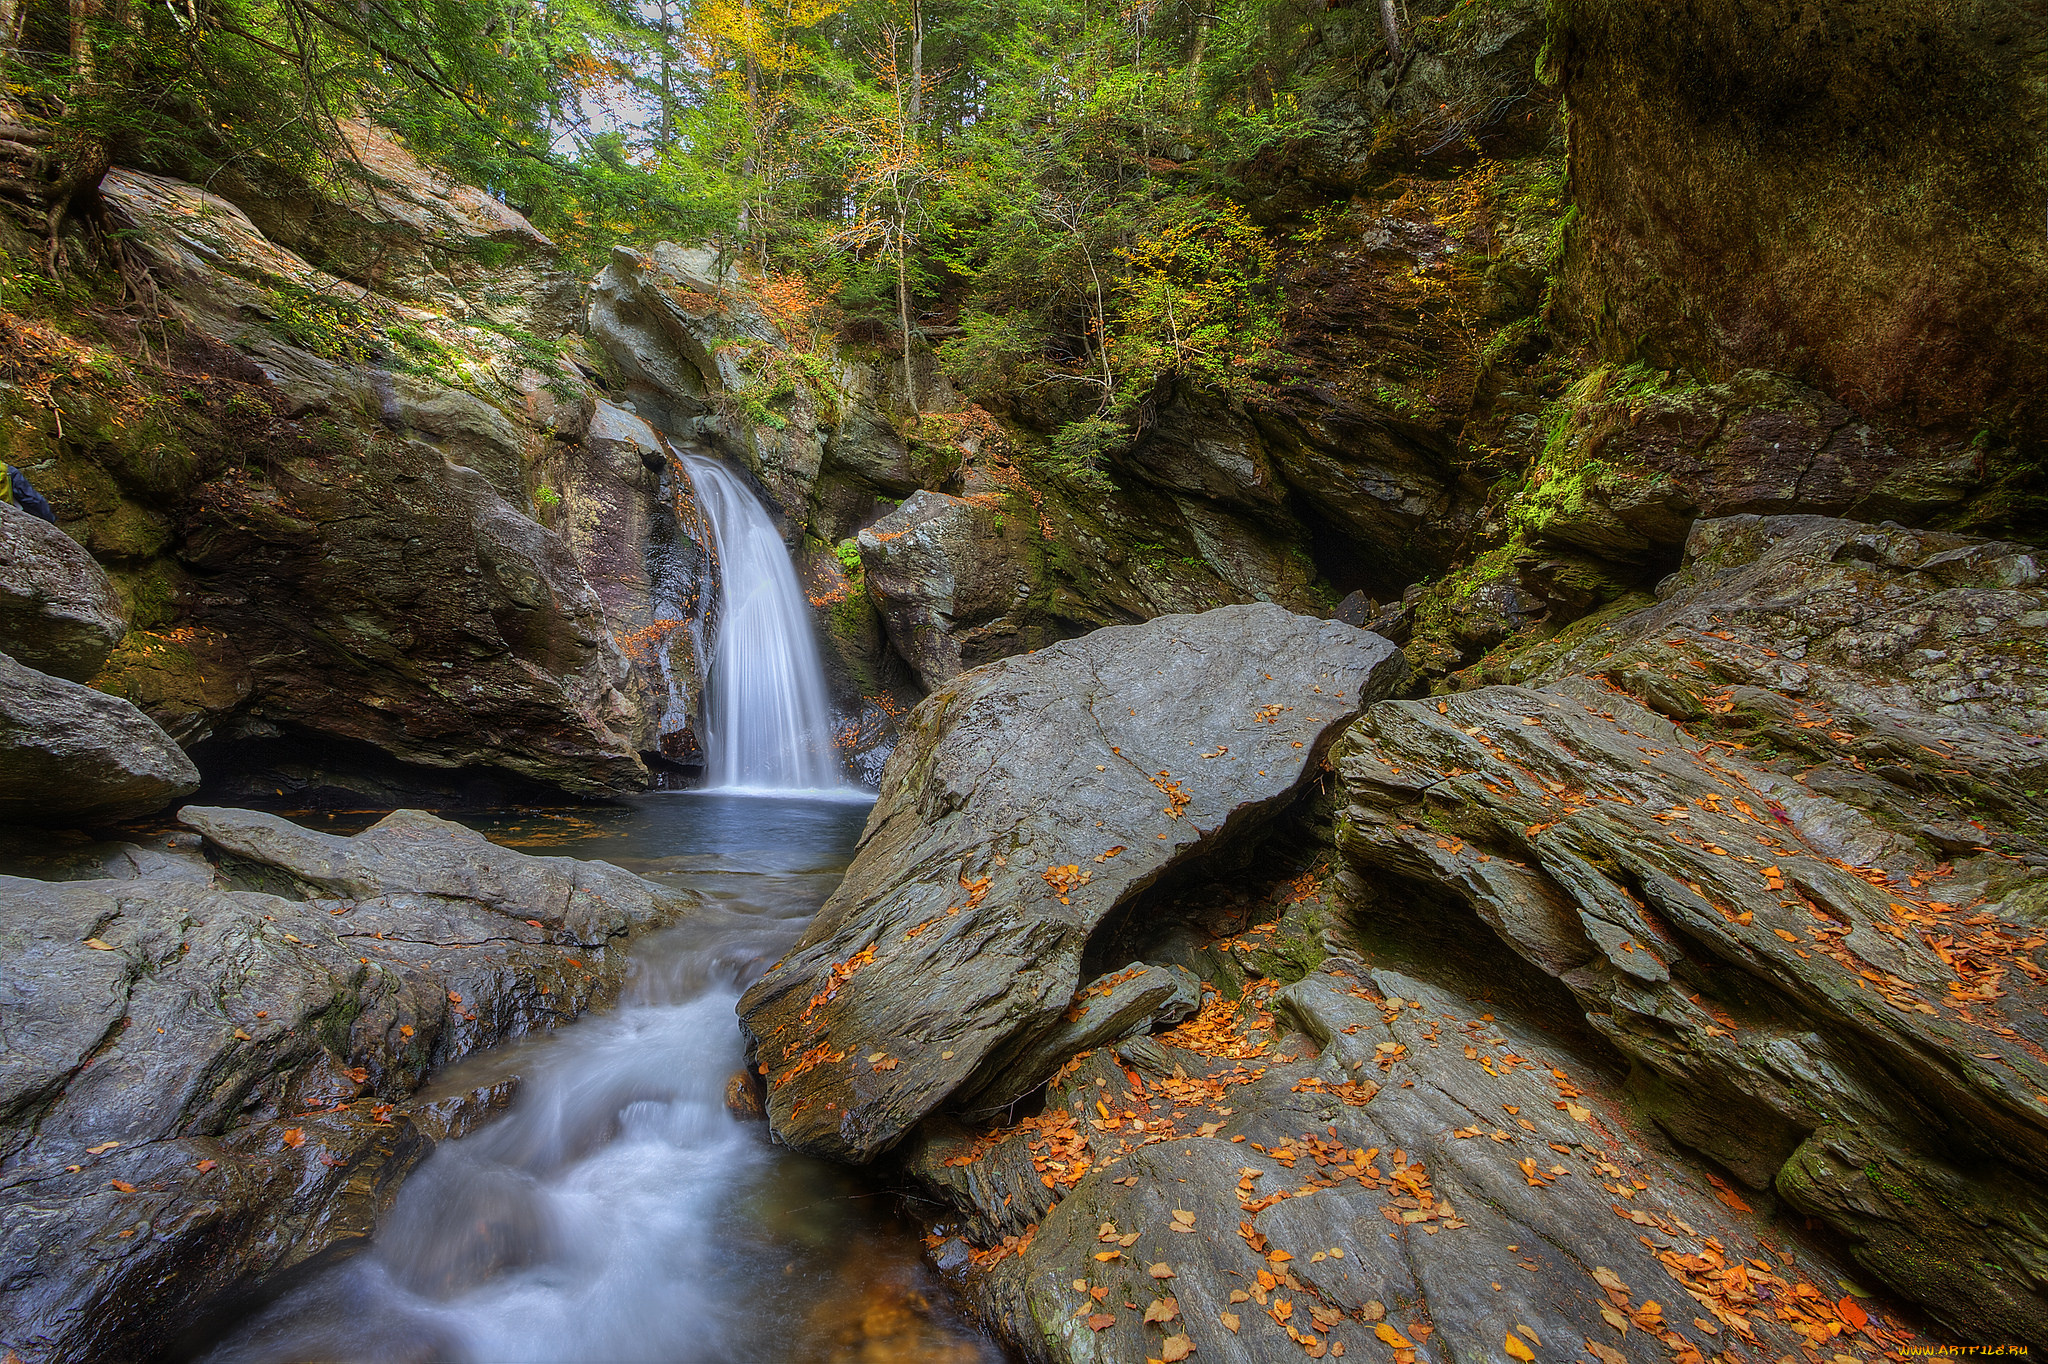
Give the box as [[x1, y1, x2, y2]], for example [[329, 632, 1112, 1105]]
[[736, 604, 1409, 1162], [61, 165, 655, 798], [0, 806, 696, 1364], [0, 502, 127, 682], [1336, 516, 2048, 1343], [0, 652, 199, 825]]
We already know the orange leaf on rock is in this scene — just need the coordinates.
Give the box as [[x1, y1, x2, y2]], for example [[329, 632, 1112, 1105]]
[[1375, 1324, 1413, 1349], [195, 1159, 218, 1173], [1705, 1172, 1751, 1212], [1087, 1313, 1115, 1331], [1837, 1297, 1869, 1331], [281, 1128, 305, 1148], [1161, 1334, 1194, 1361], [1505, 1334, 1535, 1362], [108, 1180, 136, 1193]]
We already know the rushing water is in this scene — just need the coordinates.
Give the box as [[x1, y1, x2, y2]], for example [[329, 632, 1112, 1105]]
[[681, 454, 845, 793], [202, 795, 999, 1364]]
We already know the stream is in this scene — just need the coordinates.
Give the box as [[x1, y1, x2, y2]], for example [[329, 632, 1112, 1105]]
[[203, 794, 1002, 1364]]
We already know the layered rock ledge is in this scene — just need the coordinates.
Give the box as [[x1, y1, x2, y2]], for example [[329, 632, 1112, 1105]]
[[736, 520, 2042, 1363], [0, 807, 696, 1364]]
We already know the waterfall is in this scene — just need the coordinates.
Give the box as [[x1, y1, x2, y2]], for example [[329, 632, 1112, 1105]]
[[680, 453, 844, 792]]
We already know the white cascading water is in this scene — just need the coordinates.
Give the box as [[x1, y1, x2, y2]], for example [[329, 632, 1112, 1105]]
[[680, 453, 844, 792]]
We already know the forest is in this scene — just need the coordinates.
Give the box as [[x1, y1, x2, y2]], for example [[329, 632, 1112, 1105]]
[[2, 0, 2046, 1360]]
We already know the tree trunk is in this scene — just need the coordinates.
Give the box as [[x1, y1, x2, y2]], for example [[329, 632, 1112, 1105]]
[[895, 226, 916, 417], [69, 0, 97, 74], [658, 0, 673, 148], [907, 0, 923, 128], [1378, 0, 1402, 63]]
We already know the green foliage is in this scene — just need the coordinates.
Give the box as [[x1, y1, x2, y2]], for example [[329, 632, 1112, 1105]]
[[938, 312, 1048, 402], [387, 323, 464, 379], [1106, 196, 1283, 414], [834, 538, 863, 571], [264, 283, 373, 363], [1038, 417, 1125, 494]]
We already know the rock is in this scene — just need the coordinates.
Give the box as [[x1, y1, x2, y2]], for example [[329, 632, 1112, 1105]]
[[1524, 371, 1984, 565], [736, 603, 1409, 1162], [960, 961, 1899, 1364], [203, 121, 563, 322], [725, 1069, 766, 1121], [957, 963, 1201, 1118], [0, 652, 199, 825], [858, 490, 1038, 691], [77, 165, 649, 798], [380, 372, 529, 502], [541, 399, 713, 759], [0, 806, 696, 1363], [1331, 591, 1374, 627], [0, 502, 127, 682], [586, 244, 830, 518], [1555, 0, 2048, 452], [1332, 515, 2048, 1343]]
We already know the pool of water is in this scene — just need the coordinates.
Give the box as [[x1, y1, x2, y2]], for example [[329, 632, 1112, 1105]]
[[200, 793, 1004, 1364]]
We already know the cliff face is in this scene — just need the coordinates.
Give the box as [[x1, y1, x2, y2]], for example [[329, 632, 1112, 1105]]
[[2, 0, 2041, 804], [1553, 0, 2048, 449]]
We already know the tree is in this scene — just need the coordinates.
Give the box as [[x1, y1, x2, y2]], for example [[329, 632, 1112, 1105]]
[[827, 22, 949, 413]]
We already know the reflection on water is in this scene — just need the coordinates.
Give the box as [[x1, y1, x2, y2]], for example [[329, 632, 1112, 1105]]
[[203, 794, 999, 1364]]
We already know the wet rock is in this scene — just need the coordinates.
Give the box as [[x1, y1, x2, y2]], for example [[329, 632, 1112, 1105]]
[[858, 491, 1037, 691], [540, 398, 712, 757], [725, 1069, 767, 1121], [0, 503, 127, 683], [736, 603, 1409, 1162], [0, 806, 697, 1364], [0, 652, 198, 825], [964, 963, 1903, 1364], [82, 166, 650, 798], [957, 963, 1201, 1118], [1333, 515, 2048, 1342]]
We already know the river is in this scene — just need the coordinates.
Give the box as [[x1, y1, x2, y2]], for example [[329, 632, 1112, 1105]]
[[202, 793, 1003, 1364]]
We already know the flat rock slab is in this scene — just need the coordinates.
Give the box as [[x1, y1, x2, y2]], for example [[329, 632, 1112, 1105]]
[[736, 603, 1408, 1162], [0, 806, 695, 1364], [957, 965, 1898, 1364]]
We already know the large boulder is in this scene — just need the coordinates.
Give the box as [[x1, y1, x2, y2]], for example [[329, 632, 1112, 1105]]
[[539, 399, 715, 760], [858, 490, 1038, 691], [204, 120, 567, 324], [1334, 515, 2048, 1342], [1520, 370, 1985, 566], [0, 502, 126, 682], [62, 167, 650, 799], [736, 603, 1409, 1162], [0, 806, 697, 1364], [0, 653, 198, 825]]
